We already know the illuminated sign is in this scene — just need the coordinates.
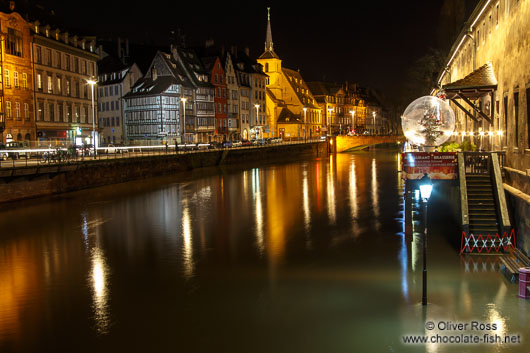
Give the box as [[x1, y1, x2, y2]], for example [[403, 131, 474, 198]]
[[401, 152, 457, 180]]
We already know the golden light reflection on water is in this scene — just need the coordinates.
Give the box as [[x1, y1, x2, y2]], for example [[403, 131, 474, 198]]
[[327, 156, 336, 224], [302, 170, 311, 233], [254, 169, 265, 255], [181, 199, 194, 279], [349, 159, 358, 226], [371, 158, 381, 231], [90, 247, 110, 335]]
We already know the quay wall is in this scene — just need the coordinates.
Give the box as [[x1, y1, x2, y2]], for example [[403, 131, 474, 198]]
[[0, 142, 327, 203]]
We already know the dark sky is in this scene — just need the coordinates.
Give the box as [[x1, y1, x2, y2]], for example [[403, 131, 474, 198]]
[[45, 0, 449, 99]]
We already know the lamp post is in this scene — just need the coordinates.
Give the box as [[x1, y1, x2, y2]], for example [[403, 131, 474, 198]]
[[86, 77, 97, 159], [419, 173, 433, 306], [181, 97, 187, 144], [327, 107, 333, 136], [303, 107, 307, 142], [372, 111, 376, 135], [254, 104, 260, 139], [351, 110, 355, 134]]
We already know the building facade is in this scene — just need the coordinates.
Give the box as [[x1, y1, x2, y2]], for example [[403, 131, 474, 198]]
[[257, 9, 321, 139], [224, 51, 240, 141], [202, 56, 228, 142], [31, 23, 99, 146], [434, 0, 530, 253], [0, 10, 34, 144], [97, 54, 142, 145]]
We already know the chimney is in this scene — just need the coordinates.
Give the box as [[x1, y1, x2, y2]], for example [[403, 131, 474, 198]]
[[244, 47, 249, 57], [9, 1, 15, 11]]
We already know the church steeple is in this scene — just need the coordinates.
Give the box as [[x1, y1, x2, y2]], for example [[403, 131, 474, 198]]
[[265, 7, 273, 52], [260, 7, 279, 59]]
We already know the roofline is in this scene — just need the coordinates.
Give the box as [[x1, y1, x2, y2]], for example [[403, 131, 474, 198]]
[[435, 0, 492, 87]]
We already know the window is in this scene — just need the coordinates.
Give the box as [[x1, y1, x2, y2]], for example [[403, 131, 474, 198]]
[[37, 102, 44, 121], [15, 102, 20, 119], [57, 77, 62, 94], [66, 105, 72, 122], [13, 71, 19, 88], [22, 73, 27, 89], [65, 55, 70, 71], [6, 101, 11, 119], [58, 105, 63, 122], [514, 91, 519, 146], [6, 28, 23, 57], [527, 87, 530, 148], [36, 46, 42, 63], [66, 79, 70, 96], [46, 49, 51, 65], [56, 51, 61, 68], [47, 76, 53, 93], [4, 69, 9, 87], [24, 103, 29, 120], [49, 103, 54, 121]]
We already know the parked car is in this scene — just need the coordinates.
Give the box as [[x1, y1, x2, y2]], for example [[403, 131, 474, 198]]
[[241, 140, 252, 146], [104, 144, 118, 154], [5, 141, 29, 159], [232, 140, 243, 147], [209, 142, 222, 149], [252, 139, 266, 146], [270, 138, 282, 144], [222, 141, 233, 148], [0, 143, 8, 161]]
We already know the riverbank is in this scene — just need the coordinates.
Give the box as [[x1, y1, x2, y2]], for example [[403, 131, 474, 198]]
[[0, 142, 327, 203]]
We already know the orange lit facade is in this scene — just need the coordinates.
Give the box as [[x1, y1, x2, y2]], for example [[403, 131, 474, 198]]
[[0, 11, 34, 143]]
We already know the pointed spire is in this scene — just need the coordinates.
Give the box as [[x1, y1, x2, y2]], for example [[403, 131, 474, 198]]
[[259, 7, 280, 60], [265, 7, 274, 53]]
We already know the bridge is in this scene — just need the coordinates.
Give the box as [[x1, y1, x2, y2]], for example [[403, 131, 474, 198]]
[[332, 135, 405, 153]]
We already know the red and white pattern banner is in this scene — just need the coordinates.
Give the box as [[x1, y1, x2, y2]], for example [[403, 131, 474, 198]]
[[460, 230, 516, 254]]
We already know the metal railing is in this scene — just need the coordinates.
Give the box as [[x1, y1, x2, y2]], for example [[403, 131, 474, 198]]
[[0, 138, 325, 169]]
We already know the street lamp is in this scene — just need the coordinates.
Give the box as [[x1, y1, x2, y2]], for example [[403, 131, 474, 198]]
[[254, 104, 260, 139], [86, 77, 97, 159], [419, 173, 433, 306], [181, 97, 187, 144], [372, 111, 376, 135], [303, 107, 307, 142], [351, 110, 355, 134]]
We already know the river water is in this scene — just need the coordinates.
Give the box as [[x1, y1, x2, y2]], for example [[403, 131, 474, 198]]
[[0, 149, 528, 353]]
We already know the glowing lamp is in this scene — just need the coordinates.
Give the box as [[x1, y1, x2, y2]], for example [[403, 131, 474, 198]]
[[419, 174, 433, 202]]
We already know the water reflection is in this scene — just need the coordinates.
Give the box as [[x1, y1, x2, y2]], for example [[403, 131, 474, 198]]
[[302, 170, 311, 233], [371, 158, 381, 231], [254, 169, 265, 255], [90, 247, 110, 334], [181, 199, 194, 279], [349, 160, 358, 226], [327, 156, 336, 224]]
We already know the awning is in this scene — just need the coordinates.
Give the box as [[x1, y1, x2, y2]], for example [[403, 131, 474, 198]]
[[442, 62, 497, 124]]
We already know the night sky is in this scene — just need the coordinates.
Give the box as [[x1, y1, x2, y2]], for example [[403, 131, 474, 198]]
[[42, 0, 456, 100]]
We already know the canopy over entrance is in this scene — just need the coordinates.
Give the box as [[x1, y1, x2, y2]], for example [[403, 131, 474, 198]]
[[442, 62, 497, 124]]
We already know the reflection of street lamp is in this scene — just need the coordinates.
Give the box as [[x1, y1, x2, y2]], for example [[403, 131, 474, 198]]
[[419, 173, 433, 306], [303, 107, 307, 142], [181, 97, 187, 144], [86, 77, 97, 159], [351, 110, 355, 133], [254, 104, 260, 139]]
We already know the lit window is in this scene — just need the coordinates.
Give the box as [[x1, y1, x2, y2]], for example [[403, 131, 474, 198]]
[[6, 101, 12, 119], [4, 69, 9, 87], [22, 73, 27, 89], [14, 71, 19, 88]]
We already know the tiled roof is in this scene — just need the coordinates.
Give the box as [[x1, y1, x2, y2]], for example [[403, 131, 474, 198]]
[[277, 108, 302, 123], [122, 76, 178, 98], [282, 68, 320, 109], [443, 62, 497, 90]]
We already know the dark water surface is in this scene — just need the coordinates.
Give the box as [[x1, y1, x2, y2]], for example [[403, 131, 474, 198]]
[[0, 150, 528, 353]]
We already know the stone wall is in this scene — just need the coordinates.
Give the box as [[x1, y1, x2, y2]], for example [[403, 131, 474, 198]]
[[0, 142, 327, 203]]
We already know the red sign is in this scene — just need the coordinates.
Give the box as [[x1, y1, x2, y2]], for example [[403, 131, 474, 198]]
[[401, 152, 457, 180]]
